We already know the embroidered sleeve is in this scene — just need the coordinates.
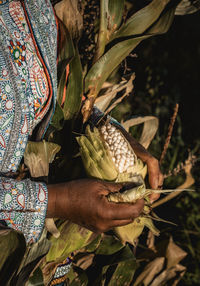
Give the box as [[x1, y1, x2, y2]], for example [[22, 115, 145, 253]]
[[0, 176, 48, 244]]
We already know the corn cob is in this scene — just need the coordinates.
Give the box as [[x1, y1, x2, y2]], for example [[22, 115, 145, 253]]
[[77, 123, 190, 245], [100, 123, 137, 174], [76, 123, 159, 245]]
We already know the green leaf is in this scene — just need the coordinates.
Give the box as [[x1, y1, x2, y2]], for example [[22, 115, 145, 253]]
[[84, 234, 102, 252], [95, 235, 124, 255], [93, 0, 109, 62], [110, 0, 172, 40], [69, 266, 88, 286], [63, 44, 83, 120], [46, 221, 92, 264], [85, 4, 176, 97], [28, 267, 44, 286], [86, 245, 136, 286], [108, 0, 124, 34], [85, 35, 148, 96], [94, 244, 136, 267], [50, 102, 64, 130], [0, 227, 26, 285], [107, 259, 137, 286], [57, 22, 75, 105]]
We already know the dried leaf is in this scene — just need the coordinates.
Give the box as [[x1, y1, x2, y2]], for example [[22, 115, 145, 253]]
[[24, 141, 61, 177], [45, 218, 60, 238], [150, 264, 186, 286], [166, 237, 187, 269], [122, 116, 159, 149], [103, 74, 135, 116], [94, 76, 134, 112], [175, 0, 200, 15], [133, 257, 165, 286], [147, 230, 156, 250], [54, 0, 83, 38], [75, 253, 95, 270]]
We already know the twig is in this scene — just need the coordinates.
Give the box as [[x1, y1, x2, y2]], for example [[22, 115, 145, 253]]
[[160, 103, 179, 165], [152, 154, 195, 208], [163, 154, 197, 179]]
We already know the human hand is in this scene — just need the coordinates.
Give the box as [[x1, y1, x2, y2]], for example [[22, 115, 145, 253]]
[[111, 123, 163, 202], [47, 179, 144, 233]]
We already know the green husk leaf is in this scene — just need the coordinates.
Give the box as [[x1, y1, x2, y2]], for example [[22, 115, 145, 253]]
[[77, 129, 118, 181], [115, 217, 159, 245], [63, 44, 83, 120]]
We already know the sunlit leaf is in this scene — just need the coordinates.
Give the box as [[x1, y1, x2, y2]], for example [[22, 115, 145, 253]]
[[63, 44, 83, 120], [57, 21, 75, 105], [122, 116, 159, 149], [110, 0, 172, 40], [83, 5, 177, 122]]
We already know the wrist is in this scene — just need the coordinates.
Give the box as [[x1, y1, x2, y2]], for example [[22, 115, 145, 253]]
[[46, 182, 70, 218]]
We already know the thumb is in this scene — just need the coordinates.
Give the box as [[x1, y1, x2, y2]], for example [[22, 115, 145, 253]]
[[102, 181, 139, 194], [101, 181, 124, 194]]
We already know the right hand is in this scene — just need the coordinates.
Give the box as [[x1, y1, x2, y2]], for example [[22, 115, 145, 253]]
[[47, 179, 144, 233]]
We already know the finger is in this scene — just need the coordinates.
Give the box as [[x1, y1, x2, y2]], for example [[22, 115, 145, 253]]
[[103, 198, 144, 220], [158, 172, 164, 188], [148, 161, 162, 189], [149, 193, 160, 203]]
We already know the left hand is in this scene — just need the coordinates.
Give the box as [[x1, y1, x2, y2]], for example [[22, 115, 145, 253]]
[[112, 123, 163, 202]]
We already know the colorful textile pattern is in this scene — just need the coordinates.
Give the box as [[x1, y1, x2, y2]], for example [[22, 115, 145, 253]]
[[48, 256, 73, 286], [0, 0, 57, 243], [0, 177, 48, 243], [0, 0, 57, 173]]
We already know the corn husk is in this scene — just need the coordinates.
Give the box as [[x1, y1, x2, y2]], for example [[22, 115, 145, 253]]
[[77, 125, 158, 245]]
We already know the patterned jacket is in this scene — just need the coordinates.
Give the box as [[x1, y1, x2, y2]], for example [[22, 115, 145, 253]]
[[0, 0, 57, 243]]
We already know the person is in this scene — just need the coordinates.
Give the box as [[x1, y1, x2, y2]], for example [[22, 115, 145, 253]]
[[0, 0, 163, 284]]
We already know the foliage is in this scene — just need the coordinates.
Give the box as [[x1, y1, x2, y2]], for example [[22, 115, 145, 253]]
[[8, 0, 200, 285]]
